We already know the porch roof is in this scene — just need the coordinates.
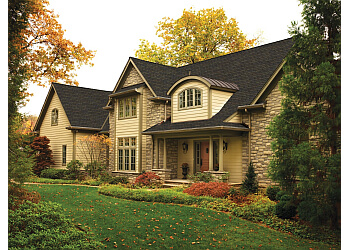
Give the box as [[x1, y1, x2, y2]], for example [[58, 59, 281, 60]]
[[142, 119, 249, 135]]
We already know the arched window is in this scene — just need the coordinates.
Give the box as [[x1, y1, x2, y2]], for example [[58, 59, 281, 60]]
[[178, 88, 202, 109], [51, 108, 58, 126]]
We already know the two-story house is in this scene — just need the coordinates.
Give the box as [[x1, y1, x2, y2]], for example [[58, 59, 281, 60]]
[[105, 38, 294, 186]]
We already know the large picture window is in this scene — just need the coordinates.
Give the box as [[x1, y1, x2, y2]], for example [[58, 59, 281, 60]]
[[178, 88, 202, 109], [117, 137, 136, 171], [118, 97, 137, 119]]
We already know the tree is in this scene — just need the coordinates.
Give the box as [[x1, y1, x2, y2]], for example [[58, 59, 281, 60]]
[[135, 7, 259, 67], [240, 163, 259, 194], [8, 0, 35, 187], [77, 134, 111, 167], [30, 136, 55, 176], [267, 0, 340, 228], [23, 0, 95, 87]]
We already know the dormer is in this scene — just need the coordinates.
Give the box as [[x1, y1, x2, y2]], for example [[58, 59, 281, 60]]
[[167, 76, 238, 123]]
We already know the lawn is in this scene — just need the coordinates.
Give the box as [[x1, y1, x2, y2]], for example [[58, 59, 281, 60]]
[[25, 184, 337, 249]]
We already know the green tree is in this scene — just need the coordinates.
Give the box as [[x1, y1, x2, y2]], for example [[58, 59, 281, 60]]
[[8, 0, 35, 187], [135, 7, 259, 67], [268, 0, 340, 228]]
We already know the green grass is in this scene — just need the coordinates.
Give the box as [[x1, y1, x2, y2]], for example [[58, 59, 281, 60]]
[[25, 184, 338, 249]]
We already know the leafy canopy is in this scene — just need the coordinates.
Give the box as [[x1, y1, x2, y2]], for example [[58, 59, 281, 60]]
[[135, 7, 259, 67], [267, 0, 340, 227]]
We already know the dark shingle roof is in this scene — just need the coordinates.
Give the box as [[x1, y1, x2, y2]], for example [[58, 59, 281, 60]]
[[52, 83, 111, 129], [132, 38, 294, 133]]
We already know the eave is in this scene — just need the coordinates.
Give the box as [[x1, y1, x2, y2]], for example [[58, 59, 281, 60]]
[[142, 125, 250, 135]]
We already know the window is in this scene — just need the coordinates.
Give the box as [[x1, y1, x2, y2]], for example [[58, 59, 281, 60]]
[[118, 97, 137, 119], [117, 137, 136, 171], [51, 109, 58, 125], [62, 145, 67, 166], [178, 88, 202, 109]]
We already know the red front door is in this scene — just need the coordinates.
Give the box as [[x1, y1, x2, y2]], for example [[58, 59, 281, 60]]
[[200, 141, 209, 172]]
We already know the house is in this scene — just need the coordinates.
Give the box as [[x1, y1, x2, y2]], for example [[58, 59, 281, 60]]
[[33, 83, 111, 167], [105, 38, 294, 186]]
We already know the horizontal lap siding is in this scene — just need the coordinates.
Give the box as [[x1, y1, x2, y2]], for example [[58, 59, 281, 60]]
[[75, 132, 97, 166], [172, 81, 209, 123], [223, 136, 242, 183], [40, 92, 73, 169], [211, 90, 233, 117]]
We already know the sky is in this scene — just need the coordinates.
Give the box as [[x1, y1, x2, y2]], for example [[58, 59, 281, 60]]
[[19, 0, 304, 116]]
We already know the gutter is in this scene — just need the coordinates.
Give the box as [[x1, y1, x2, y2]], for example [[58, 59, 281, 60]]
[[108, 88, 142, 98], [142, 125, 250, 135], [66, 126, 101, 132], [237, 102, 266, 111]]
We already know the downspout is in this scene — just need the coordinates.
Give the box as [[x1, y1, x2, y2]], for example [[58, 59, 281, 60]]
[[245, 109, 251, 163], [164, 100, 169, 122]]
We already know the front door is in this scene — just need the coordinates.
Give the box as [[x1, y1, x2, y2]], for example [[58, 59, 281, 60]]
[[200, 141, 209, 172], [195, 141, 210, 173]]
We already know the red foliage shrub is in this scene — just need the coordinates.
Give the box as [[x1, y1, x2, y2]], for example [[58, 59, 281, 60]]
[[30, 136, 54, 176], [183, 182, 231, 198], [134, 172, 161, 186]]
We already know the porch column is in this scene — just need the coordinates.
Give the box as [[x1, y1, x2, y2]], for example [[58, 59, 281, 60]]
[[209, 136, 213, 171], [219, 135, 224, 172], [163, 138, 167, 169], [155, 138, 159, 168]]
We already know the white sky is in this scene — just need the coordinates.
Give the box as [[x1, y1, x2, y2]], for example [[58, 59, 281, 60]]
[[19, 0, 304, 116]]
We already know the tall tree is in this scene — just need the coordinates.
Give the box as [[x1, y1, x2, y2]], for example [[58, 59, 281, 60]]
[[268, 0, 340, 227], [135, 7, 259, 67]]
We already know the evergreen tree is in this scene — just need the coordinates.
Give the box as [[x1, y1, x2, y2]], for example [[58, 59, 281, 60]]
[[268, 0, 340, 228], [240, 163, 259, 194]]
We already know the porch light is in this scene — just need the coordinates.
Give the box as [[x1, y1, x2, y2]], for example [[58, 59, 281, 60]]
[[223, 140, 228, 153], [182, 142, 188, 153]]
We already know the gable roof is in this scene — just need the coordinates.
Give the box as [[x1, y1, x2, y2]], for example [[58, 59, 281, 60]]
[[34, 83, 111, 132], [139, 38, 294, 134]]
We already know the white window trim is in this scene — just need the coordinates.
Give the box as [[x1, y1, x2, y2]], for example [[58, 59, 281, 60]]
[[118, 96, 137, 119], [178, 88, 202, 110], [116, 137, 137, 171]]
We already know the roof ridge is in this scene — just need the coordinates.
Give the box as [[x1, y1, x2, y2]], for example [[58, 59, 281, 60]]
[[52, 82, 111, 93]]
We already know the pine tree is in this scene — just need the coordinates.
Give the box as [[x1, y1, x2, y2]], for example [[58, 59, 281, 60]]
[[241, 163, 259, 194], [268, 0, 340, 227]]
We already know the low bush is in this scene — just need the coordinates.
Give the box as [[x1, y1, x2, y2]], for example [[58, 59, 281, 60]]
[[109, 176, 129, 185], [40, 168, 68, 179], [134, 172, 161, 187], [8, 186, 41, 211], [99, 185, 219, 205], [183, 182, 230, 198], [274, 195, 297, 219], [266, 185, 281, 201], [84, 161, 107, 179], [9, 201, 104, 249], [66, 160, 84, 180]]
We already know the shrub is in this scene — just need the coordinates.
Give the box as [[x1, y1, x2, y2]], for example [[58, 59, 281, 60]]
[[274, 195, 297, 219], [8, 186, 41, 211], [266, 185, 281, 201], [30, 136, 54, 176], [183, 182, 230, 198], [84, 161, 107, 179], [109, 176, 129, 185], [65, 160, 84, 180], [99, 185, 218, 205], [9, 201, 104, 249], [134, 172, 161, 187], [40, 168, 68, 179], [188, 172, 213, 183], [275, 190, 288, 201], [240, 162, 259, 194]]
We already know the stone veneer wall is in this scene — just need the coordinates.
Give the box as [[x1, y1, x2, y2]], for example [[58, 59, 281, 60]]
[[123, 67, 144, 88], [108, 100, 116, 172], [241, 82, 283, 187]]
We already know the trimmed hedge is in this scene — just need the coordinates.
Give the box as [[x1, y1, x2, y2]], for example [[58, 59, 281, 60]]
[[98, 185, 219, 205], [9, 201, 104, 249], [40, 168, 68, 179]]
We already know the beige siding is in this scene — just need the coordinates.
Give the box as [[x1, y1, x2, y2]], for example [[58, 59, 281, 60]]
[[223, 136, 242, 183], [226, 112, 241, 123], [177, 139, 195, 178], [211, 90, 233, 117], [75, 132, 98, 166], [114, 95, 140, 171], [172, 81, 209, 123], [39, 92, 73, 169]]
